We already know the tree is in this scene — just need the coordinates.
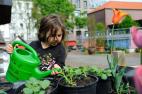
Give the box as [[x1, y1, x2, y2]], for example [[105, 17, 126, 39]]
[[118, 15, 140, 28], [75, 16, 87, 28], [96, 22, 105, 32], [32, 0, 75, 28]]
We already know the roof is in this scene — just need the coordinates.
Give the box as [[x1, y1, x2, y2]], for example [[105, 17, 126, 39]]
[[88, 1, 142, 14]]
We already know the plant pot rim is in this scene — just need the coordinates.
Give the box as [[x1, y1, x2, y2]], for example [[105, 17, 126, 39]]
[[58, 75, 98, 88], [0, 82, 13, 92]]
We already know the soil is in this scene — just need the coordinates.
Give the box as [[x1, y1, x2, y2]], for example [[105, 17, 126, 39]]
[[76, 76, 95, 86], [60, 75, 97, 87]]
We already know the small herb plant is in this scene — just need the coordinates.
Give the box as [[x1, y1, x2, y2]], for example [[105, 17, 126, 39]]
[[59, 66, 89, 87], [88, 66, 112, 80], [23, 77, 50, 94]]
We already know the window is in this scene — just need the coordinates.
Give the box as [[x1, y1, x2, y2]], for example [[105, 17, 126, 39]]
[[84, 1, 87, 8], [84, 31, 88, 37], [20, 23, 23, 28], [76, 0, 80, 8], [26, 2, 29, 9], [18, 2, 21, 9]]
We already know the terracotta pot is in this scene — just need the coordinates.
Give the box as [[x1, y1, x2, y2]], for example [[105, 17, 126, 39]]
[[97, 47, 104, 52]]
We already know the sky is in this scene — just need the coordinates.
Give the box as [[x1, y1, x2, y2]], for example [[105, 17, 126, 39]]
[[89, 0, 142, 8], [108, 0, 142, 2]]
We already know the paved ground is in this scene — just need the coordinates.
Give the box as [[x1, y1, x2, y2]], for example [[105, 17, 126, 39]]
[[65, 50, 140, 68]]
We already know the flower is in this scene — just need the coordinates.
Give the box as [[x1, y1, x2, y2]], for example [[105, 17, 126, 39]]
[[112, 8, 128, 24], [130, 26, 142, 48], [110, 9, 128, 53], [134, 65, 142, 94]]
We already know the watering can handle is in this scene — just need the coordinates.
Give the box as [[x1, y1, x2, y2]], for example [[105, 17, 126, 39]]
[[12, 41, 38, 58]]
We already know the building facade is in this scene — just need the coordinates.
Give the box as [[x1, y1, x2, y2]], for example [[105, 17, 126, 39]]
[[68, 0, 91, 48], [87, 1, 142, 51], [88, 1, 142, 28], [0, 0, 37, 43]]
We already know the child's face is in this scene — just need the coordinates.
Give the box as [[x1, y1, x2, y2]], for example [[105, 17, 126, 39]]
[[47, 29, 63, 46]]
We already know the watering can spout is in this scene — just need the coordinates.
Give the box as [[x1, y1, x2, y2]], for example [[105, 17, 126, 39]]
[[33, 68, 52, 79], [6, 41, 54, 82]]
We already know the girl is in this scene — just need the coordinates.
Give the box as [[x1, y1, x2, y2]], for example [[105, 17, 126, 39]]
[[6, 14, 66, 74]]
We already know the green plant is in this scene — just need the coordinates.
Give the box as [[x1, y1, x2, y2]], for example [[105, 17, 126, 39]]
[[75, 16, 87, 28], [0, 90, 7, 94], [32, 0, 75, 28], [88, 66, 112, 80], [23, 77, 50, 94], [118, 15, 140, 28], [119, 83, 137, 94], [96, 22, 105, 32], [107, 54, 126, 93], [95, 22, 106, 47], [59, 66, 89, 86], [96, 38, 105, 47]]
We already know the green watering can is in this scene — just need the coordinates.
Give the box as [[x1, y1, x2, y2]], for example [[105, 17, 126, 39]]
[[6, 41, 57, 82]]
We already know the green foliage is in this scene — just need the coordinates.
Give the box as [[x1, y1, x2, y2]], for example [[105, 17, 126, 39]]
[[118, 15, 140, 28], [65, 19, 75, 29], [96, 38, 105, 47], [23, 77, 50, 94], [0, 90, 7, 94], [96, 22, 105, 32], [107, 55, 126, 93], [118, 83, 137, 94], [32, 0, 75, 28], [95, 22, 106, 47], [107, 55, 137, 94], [59, 66, 89, 86], [88, 66, 112, 80], [75, 16, 87, 28]]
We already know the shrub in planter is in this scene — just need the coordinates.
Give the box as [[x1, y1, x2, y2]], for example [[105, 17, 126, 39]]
[[58, 66, 98, 94], [107, 55, 137, 94], [15, 77, 58, 94], [88, 66, 112, 94]]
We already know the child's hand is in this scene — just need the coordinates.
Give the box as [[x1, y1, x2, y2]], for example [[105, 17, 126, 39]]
[[5, 44, 13, 54], [51, 64, 61, 75], [5, 44, 25, 54]]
